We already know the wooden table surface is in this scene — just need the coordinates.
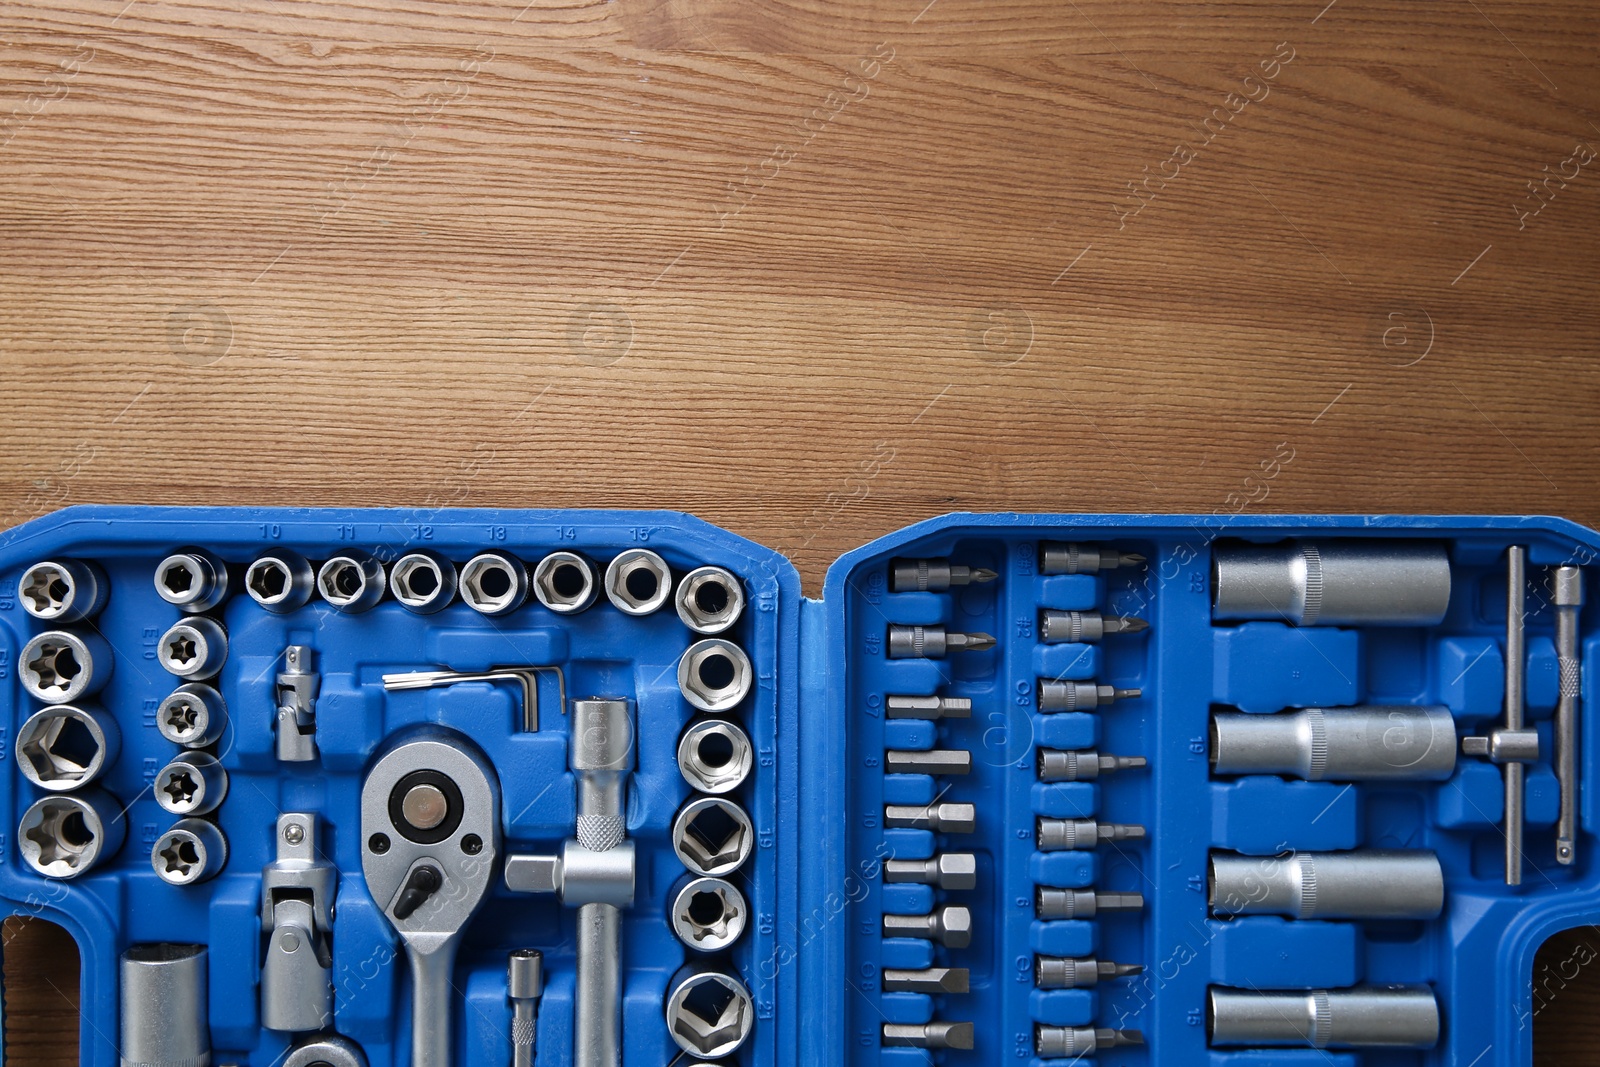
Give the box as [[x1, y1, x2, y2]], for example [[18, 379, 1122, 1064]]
[[3, 0, 1599, 1062]]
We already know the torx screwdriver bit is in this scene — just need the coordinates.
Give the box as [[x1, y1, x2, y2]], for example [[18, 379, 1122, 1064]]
[[885, 749, 971, 776], [885, 802, 977, 833], [883, 967, 970, 994], [885, 694, 973, 720], [891, 559, 999, 593], [1036, 888, 1144, 919], [1034, 956, 1143, 989], [1037, 818, 1146, 851], [887, 625, 996, 659], [1037, 749, 1147, 782], [883, 1022, 975, 1050], [1040, 543, 1146, 575], [884, 853, 977, 890], [1036, 1026, 1144, 1058], [1038, 680, 1140, 713], [1040, 610, 1149, 644], [882, 905, 973, 948]]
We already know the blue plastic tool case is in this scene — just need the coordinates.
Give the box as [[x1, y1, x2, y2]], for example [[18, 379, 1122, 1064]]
[[0, 507, 1595, 1066]]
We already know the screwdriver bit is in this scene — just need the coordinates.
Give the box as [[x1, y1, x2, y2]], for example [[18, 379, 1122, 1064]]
[[883, 967, 970, 994], [1037, 749, 1147, 782], [1036, 888, 1144, 919], [1034, 956, 1143, 989], [882, 905, 973, 948], [1041, 543, 1146, 575], [885, 802, 976, 833], [1038, 680, 1140, 713], [884, 853, 977, 890], [885, 749, 971, 776], [1040, 610, 1149, 644], [1037, 818, 1146, 851], [891, 559, 999, 593], [883, 1022, 974, 1050], [887, 625, 996, 659], [885, 694, 972, 720], [1036, 1026, 1144, 1058]]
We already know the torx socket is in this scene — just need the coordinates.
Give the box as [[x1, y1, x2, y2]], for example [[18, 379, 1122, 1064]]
[[1209, 849, 1444, 920], [19, 789, 126, 879], [1039, 610, 1148, 643], [1037, 818, 1145, 851], [890, 559, 997, 592], [882, 1022, 974, 1050], [158, 617, 228, 680], [1035, 956, 1143, 989], [1040, 543, 1146, 575], [21, 630, 112, 704], [883, 967, 969, 994], [1036, 1026, 1144, 1058], [1036, 888, 1144, 919], [1212, 540, 1451, 626], [1038, 680, 1139, 713], [1210, 705, 1456, 781], [885, 749, 971, 776], [19, 559, 106, 622], [121, 944, 210, 1067], [885, 802, 976, 834], [152, 818, 228, 886], [1208, 985, 1440, 1049], [887, 625, 995, 659], [886, 694, 972, 719], [882, 905, 973, 948], [157, 683, 227, 749], [155, 752, 229, 816], [1037, 749, 1146, 782], [884, 853, 977, 890]]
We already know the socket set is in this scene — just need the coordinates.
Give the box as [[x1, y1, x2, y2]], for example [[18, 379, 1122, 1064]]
[[0, 509, 1597, 1067]]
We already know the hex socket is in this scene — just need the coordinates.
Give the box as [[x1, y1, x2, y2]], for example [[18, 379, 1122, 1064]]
[[245, 550, 316, 613], [1209, 849, 1444, 920], [19, 559, 107, 622], [533, 551, 600, 614], [1208, 985, 1439, 1049], [155, 548, 230, 613], [121, 943, 210, 1067], [664, 967, 754, 1060], [389, 550, 458, 613], [317, 551, 386, 613], [1212, 540, 1451, 626], [604, 549, 671, 615], [675, 565, 745, 634], [678, 718, 754, 794], [20, 630, 112, 704], [1210, 705, 1456, 781], [461, 552, 529, 616]]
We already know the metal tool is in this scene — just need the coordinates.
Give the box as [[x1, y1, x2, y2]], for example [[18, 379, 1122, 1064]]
[[21, 629, 112, 704], [1036, 1026, 1144, 1058], [20, 789, 125, 879], [16, 703, 119, 791], [671, 795, 754, 876], [389, 550, 458, 614], [283, 1035, 367, 1067], [261, 813, 336, 1034], [1036, 888, 1143, 919], [155, 548, 230, 613], [886, 694, 972, 719], [678, 718, 754, 794], [665, 968, 754, 1059], [604, 548, 672, 615], [675, 565, 746, 633], [361, 730, 501, 1067], [1555, 564, 1584, 865], [384, 665, 566, 733], [884, 802, 976, 833], [461, 552, 530, 615], [882, 1022, 974, 1050], [317, 550, 386, 613], [882, 905, 972, 947], [1208, 984, 1439, 1049], [277, 644, 320, 761], [887, 624, 996, 659], [158, 682, 227, 748], [246, 550, 316, 613], [669, 874, 747, 952], [1461, 545, 1538, 885], [883, 853, 977, 889], [679, 638, 754, 713], [1038, 680, 1139, 713], [120, 944, 209, 1067], [883, 967, 969, 993], [889, 558, 998, 593], [1212, 540, 1451, 626], [1209, 849, 1443, 920], [1040, 610, 1148, 643], [158, 618, 228, 680], [152, 818, 228, 886], [1035, 956, 1143, 988], [1041, 542, 1146, 575], [533, 551, 600, 614], [1211, 705, 1457, 781], [1037, 818, 1146, 851], [19, 558, 106, 622], [1038, 749, 1145, 782], [508, 950, 544, 1067], [155, 752, 228, 816], [885, 749, 971, 775]]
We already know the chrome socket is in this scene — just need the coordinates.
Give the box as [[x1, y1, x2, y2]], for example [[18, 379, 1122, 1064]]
[[21, 629, 112, 704], [155, 752, 229, 816], [152, 818, 228, 886], [1212, 540, 1451, 627], [389, 550, 458, 614], [1210, 705, 1457, 782], [532, 551, 600, 614], [669, 874, 748, 952], [1209, 849, 1444, 920], [675, 566, 745, 634], [1208, 984, 1440, 1049], [283, 1035, 368, 1067], [19, 559, 106, 622], [158, 617, 228, 680], [317, 550, 386, 613], [664, 967, 755, 1060], [461, 552, 530, 616], [157, 683, 227, 749], [604, 549, 671, 615], [678, 639, 754, 713], [671, 795, 754, 876], [677, 719, 754, 794], [156, 548, 231, 613], [16, 704, 120, 791], [121, 944, 210, 1067], [19, 789, 126, 879], [246, 550, 316, 613]]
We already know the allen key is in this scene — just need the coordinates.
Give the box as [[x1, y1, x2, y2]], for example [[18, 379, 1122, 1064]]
[[383, 666, 566, 732]]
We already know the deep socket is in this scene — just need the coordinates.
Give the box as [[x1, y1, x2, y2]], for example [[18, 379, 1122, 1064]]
[[1209, 849, 1444, 920], [1211, 540, 1451, 626], [1208, 984, 1440, 1049], [1210, 705, 1456, 781], [120, 944, 210, 1067]]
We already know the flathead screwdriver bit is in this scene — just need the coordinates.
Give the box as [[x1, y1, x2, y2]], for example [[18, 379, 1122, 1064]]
[[882, 905, 973, 947], [1036, 888, 1144, 919], [887, 625, 996, 659], [891, 559, 999, 593], [1035, 956, 1143, 989], [1040, 543, 1146, 575], [1037, 749, 1147, 782], [1037, 818, 1146, 851], [883, 1022, 974, 1050], [885, 802, 976, 833], [883, 967, 970, 994], [884, 853, 977, 890], [885, 749, 971, 776], [885, 694, 972, 720], [1036, 1026, 1144, 1058], [1040, 610, 1148, 644], [1038, 680, 1140, 713]]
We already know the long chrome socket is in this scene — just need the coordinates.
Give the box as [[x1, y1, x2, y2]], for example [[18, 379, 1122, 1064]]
[[1209, 849, 1444, 920], [19, 559, 106, 622], [1212, 540, 1451, 626], [121, 944, 210, 1067], [1211, 705, 1456, 781], [1208, 985, 1440, 1049]]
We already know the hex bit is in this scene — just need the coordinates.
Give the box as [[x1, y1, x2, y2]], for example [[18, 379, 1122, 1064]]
[[1040, 543, 1146, 575], [885, 749, 971, 776], [882, 1022, 974, 1050], [1036, 1026, 1144, 1058], [883, 967, 969, 994], [887, 625, 996, 659], [1037, 749, 1147, 782], [1037, 818, 1146, 851], [1039, 610, 1148, 644], [884, 853, 977, 890], [882, 905, 973, 948], [1038, 680, 1140, 713], [885, 802, 976, 833], [891, 559, 998, 593], [1035, 888, 1144, 919], [885, 694, 972, 720], [1034, 956, 1143, 988]]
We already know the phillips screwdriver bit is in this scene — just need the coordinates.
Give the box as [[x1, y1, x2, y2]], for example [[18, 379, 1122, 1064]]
[[883, 1021, 974, 1050], [1038, 680, 1140, 713], [1039, 610, 1149, 644], [885, 802, 976, 833], [1036, 1026, 1144, 1058], [885, 694, 972, 720], [884, 853, 977, 890], [1037, 818, 1146, 851], [885, 749, 971, 776], [1040, 543, 1146, 575], [1036, 888, 1144, 919], [887, 625, 996, 659], [1034, 956, 1143, 989], [882, 905, 973, 948], [1037, 749, 1147, 782], [883, 967, 970, 994], [891, 559, 999, 593]]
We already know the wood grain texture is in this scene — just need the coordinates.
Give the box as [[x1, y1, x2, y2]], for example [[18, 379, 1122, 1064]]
[[2, 0, 1600, 1062]]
